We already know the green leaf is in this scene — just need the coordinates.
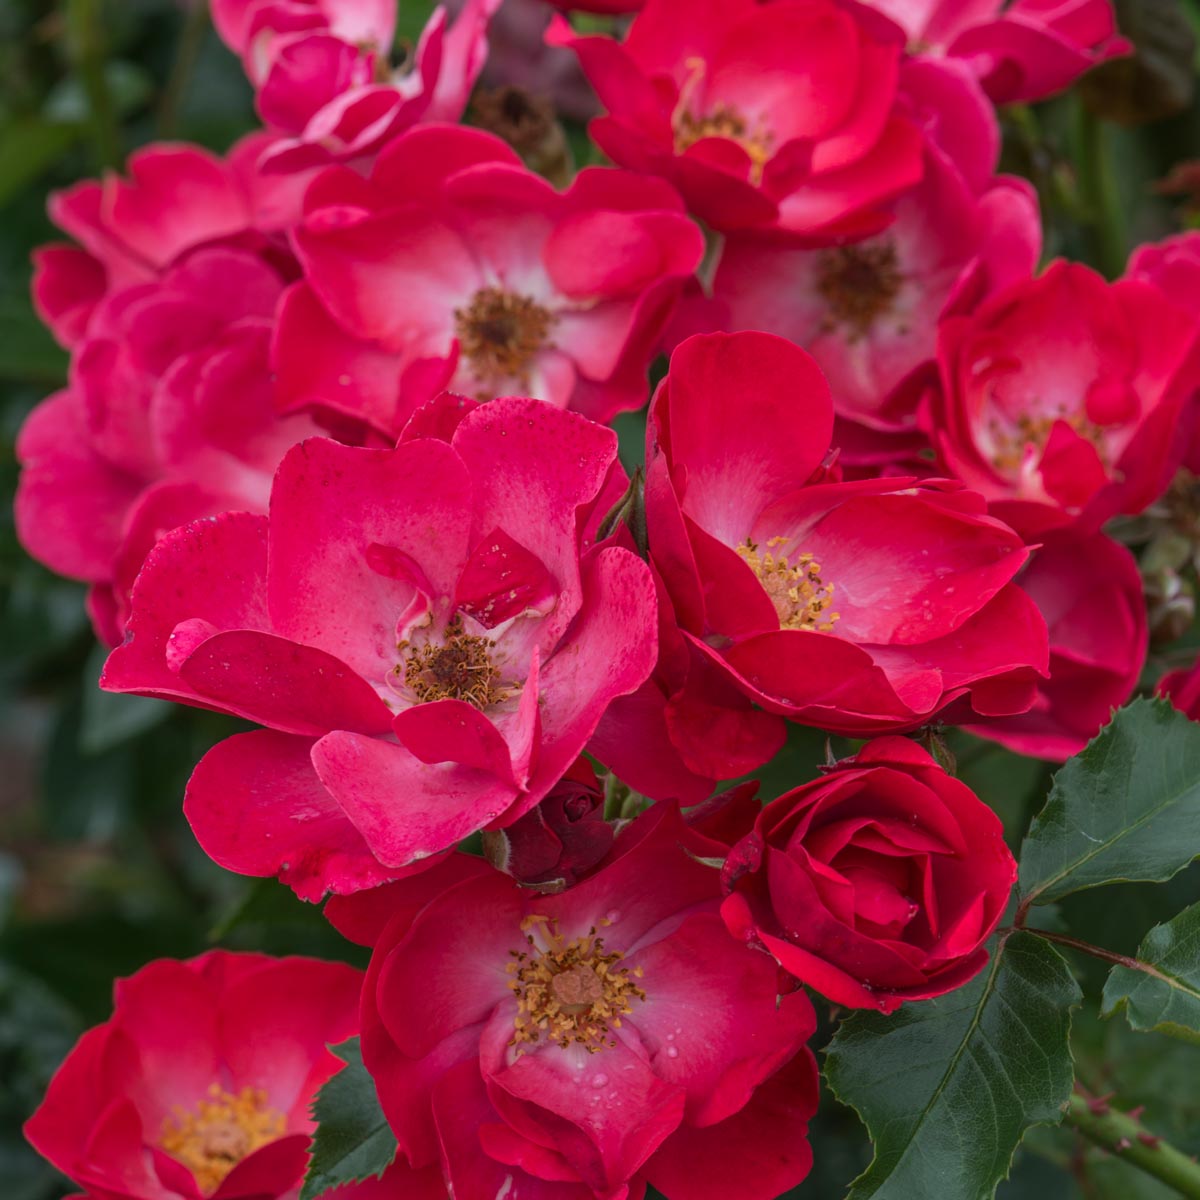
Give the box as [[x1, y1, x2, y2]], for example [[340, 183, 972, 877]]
[[300, 1038, 397, 1200], [0, 119, 82, 210], [825, 932, 1081, 1200], [1019, 698, 1200, 907], [1102, 901, 1200, 1044]]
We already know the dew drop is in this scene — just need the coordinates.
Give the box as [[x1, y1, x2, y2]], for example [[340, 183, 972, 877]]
[[591, 1073, 609, 1087], [666, 1045, 679, 1059]]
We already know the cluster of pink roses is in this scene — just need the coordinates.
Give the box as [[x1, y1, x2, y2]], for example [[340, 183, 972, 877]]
[[20, 0, 1200, 1198]]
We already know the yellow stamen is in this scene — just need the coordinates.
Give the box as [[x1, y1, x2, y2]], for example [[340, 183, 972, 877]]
[[159, 1084, 285, 1196], [508, 914, 647, 1054], [398, 616, 506, 709], [674, 103, 773, 185], [738, 536, 839, 632]]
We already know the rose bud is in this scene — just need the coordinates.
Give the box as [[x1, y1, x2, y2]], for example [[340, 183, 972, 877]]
[[721, 737, 1016, 1013], [485, 757, 614, 889]]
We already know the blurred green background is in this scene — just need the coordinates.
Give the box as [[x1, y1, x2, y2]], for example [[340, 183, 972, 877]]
[[3, 2, 1200, 1198]]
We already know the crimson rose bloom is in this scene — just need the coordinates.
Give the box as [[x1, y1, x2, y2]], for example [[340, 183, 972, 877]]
[[703, 57, 1040, 462], [722, 737, 1017, 1012], [550, 0, 923, 235], [932, 260, 1200, 534], [339, 804, 818, 1199], [23, 951, 442, 1199], [103, 396, 656, 899], [645, 330, 1048, 741], [276, 123, 703, 433]]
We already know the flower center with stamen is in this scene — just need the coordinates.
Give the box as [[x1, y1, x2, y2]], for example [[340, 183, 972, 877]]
[[738, 537, 839, 632], [507, 914, 646, 1054], [159, 1084, 285, 1196], [453, 286, 555, 395], [399, 617, 506, 709], [986, 409, 1105, 474], [816, 242, 903, 337], [674, 103, 773, 184]]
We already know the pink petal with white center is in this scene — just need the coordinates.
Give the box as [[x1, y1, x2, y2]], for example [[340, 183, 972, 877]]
[[266, 436, 473, 687]]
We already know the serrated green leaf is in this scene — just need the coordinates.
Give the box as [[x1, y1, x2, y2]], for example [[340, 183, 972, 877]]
[[300, 1038, 397, 1200], [824, 932, 1080, 1200], [1019, 698, 1200, 907], [1102, 901, 1200, 1044]]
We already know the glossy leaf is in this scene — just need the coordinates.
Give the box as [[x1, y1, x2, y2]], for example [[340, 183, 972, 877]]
[[1103, 901, 1200, 1044], [300, 1038, 397, 1200], [825, 932, 1080, 1200], [1019, 699, 1200, 907]]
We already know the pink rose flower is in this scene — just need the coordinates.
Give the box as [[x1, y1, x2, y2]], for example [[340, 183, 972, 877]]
[[699, 57, 1040, 463], [17, 246, 323, 645], [722, 737, 1017, 1012], [274, 123, 703, 434], [343, 804, 819, 1199], [24, 951, 440, 1199], [870, 0, 1130, 103], [931, 260, 1200, 534], [102, 397, 658, 899], [32, 137, 301, 349], [548, 0, 924, 235], [645, 330, 1049, 740], [965, 528, 1147, 760], [211, 0, 500, 173]]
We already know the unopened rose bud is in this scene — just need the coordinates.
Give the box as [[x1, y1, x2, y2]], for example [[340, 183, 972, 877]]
[[487, 758, 614, 890]]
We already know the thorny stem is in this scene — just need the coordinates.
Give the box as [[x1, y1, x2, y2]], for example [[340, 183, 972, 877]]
[[1019, 926, 1179, 987], [1067, 1091, 1200, 1199]]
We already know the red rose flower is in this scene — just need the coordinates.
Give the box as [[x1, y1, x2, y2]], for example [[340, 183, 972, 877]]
[[700, 57, 1040, 463], [549, 0, 924, 235], [645, 330, 1048, 741], [932, 260, 1200, 533], [275, 123, 703, 434], [964, 528, 1147, 760], [23, 951, 442, 1199], [342, 804, 818, 1199], [722, 737, 1017, 1012], [102, 397, 657, 899]]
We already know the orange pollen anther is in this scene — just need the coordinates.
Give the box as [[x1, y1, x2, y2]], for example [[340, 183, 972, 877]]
[[159, 1084, 286, 1196], [453, 286, 555, 396], [398, 616, 506, 709], [816, 241, 903, 338], [738, 537, 840, 632], [507, 914, 647, 1054]]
